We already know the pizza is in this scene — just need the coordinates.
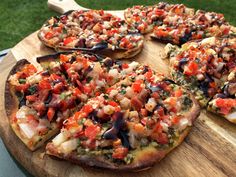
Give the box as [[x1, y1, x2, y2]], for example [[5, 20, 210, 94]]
[[124, 2, 235, 45], [46, 71, 200, 171], [38, 10, 144, 59], [124, 2, 194, 34], [165, 36, 236, 123], [151, 10, 235, 45], [5, 51, 200, 170], [5, 52, 143, 150]]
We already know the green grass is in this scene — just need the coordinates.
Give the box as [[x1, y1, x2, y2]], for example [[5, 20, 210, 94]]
[[0, 0, 235, 51]]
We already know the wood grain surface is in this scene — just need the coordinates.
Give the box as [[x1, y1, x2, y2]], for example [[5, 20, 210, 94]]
[[0, 0, 236, 176]]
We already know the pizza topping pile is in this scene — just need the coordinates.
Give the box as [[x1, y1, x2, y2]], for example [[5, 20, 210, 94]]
[[125, 2, 235, 45], [167, 37, 236, 122], [9, 52, 143, 149], [47, 67, 194, 164], [38, 10, 143, 55]]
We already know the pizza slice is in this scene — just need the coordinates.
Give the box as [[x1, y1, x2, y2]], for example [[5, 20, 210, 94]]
[[38, 10, 144, 59], [46, 71, 200, 171], [165, 36, 236, 109], [5, 52, 147, 150], [207, 69, 236, 124], [151, 10, 235, 45], [124, 2, 194, 34], [5, 60, 62, 150]]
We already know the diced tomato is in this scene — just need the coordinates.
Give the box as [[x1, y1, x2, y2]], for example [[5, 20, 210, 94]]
[[60, 54, 69, 62], [82, 105, 93, 114], [184, 61, 198, 76], [106, 87, 115, 94], [141, 108, 148, 117], [39, 80, 51, 90], [155, 28, 169, 37], [154, 9, 165, 16], [144, 70, 153, 81], [45, 32, 54, 39], [131, 97, 143, 111], [73, 88, 82, 97], [108, 101, 119, 107], [172, 116, 180, 124], [26, 115, 38, 127], [85, 124, 101, 140], [83, 85, 92, 94], [47, 107, 55, 122], [156, 106, 165, 117], [33, 101, 46, 115], [24, 64, 37, 76], [152, 92, 160, 99], [122, 63, 129, 69], [112, 147, 128, 160], [132, 80, 143, 93], [26, 95, 37, 102], [65, 118, 79, 130], [95, 91, 101, 96], [219, 107, 231, 115], [53, 82, 64, 94], [63, 37, 75, 46], [15, 84, 30, 92], [174, 89, 183, 97], [155, 132, 168, 144]]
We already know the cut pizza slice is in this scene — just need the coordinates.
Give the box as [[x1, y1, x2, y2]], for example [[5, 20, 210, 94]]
[[38, 10, 144, 59], [207, 69, 236, 124], [124, 2, 194, 34], [165, 37, 236, 106], [151, 10, 234, 45], [5, 52, 149, 151], [46, 71, 200, 171]]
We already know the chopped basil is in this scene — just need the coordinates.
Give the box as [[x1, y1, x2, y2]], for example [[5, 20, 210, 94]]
[[77, 139, 81, 146], [19, 79, 26, 84], [78, 118, 86, 125], [120, 89, 126, 94], [28, 85, 37, 94]]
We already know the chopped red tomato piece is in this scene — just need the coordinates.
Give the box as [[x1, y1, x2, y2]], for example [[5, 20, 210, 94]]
[[53, 82, 64, 94], [108, 101, 119, 107], [156, 132, 168, 144], [73, 88, 82, 97], [60, 54, 69, 62], [65, 118, 79, 130], [183, 61, 198, 76], [85, 124, 100, 140], [15, 84, 30, 92], [83, 85, 92, 94], [174, 89, 183, 97], [82, 105, 93, 114], [23, 64, 37, 76], [63, 37, 76, 46], [112, 147, 128, 160], [26, 95, 37, 102], [131, 97, 143, 111], [39, 80, 51, 90], [122, 63, 129, 69], [132, 80, 143, 93], [45, 32, 54, 39], [47, 107, 55, 122]]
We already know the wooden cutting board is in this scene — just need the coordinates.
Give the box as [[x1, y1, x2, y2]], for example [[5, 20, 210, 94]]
[[0, 0, 236, 176]]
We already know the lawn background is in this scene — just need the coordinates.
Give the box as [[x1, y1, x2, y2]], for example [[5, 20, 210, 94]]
[[0, 0, 235, 51]]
